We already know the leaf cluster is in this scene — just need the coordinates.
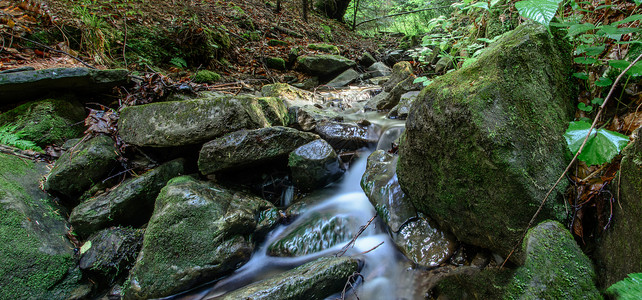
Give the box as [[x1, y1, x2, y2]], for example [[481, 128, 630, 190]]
[[0, 124, 43, 152]]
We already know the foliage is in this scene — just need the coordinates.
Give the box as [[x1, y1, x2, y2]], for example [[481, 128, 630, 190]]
[[606, 273, 642, 299], [169, 57, 187, 69], [514, 0, 562, 28], [0, 125, 43, 152], [563, 121, 629, 166]]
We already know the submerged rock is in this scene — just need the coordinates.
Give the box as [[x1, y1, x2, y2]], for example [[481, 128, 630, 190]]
[[123, 176, 274, 299], [0, 98, 86, 146], [296, 54, 356, 77], [0, 153, 85, 299], [79, 227, 143, 278], [119, 94, 288, 147], [219, 256, 361, 299], [314, 120, 378, 151], [198, 126, 319, 175], [69, 158, 185, 236], [44, 135, 120, 198], [397, 23, 574, 260], [289, 139, 343, 191]]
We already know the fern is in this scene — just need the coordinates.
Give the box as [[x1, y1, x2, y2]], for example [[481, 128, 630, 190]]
[[607, 273, 642, 300], [0, 124, 43, 152]]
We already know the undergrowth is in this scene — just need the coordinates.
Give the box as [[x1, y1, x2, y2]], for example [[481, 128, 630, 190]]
[[0, 124, 43, 152]]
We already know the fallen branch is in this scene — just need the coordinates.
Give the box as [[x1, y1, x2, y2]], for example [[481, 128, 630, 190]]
[[338, 272, 363, 300], [336, 215, 376, 257], [502, 52, 642, 267], [2, 32, 96, 69], [354, 6, 451, 28]]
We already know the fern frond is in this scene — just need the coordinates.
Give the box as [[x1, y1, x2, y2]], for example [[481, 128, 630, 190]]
[[0, 124, 43, 152]]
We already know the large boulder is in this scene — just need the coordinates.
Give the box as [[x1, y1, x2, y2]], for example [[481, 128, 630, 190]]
[[261, 83, 317, 106], [594, 131, 642, 288], [397, 23, 574, 260], [219, 257, 361, 299], [69, 158, 185, 236], [0, 153, 85, 299], [0, 98, 86, 146], [288, 139, 344, 191], [296, 54, 356, 77], [119, 94, 288, 147], [44, 134, 120, 198], [198, 126, 319, 175], [0, 67, 128, 103], [123, 176, 275, 299]]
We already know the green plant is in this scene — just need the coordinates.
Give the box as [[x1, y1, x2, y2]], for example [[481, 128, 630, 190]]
[[607, 273, 642, 299], [169, 57, 188, 69], [563, 120, 629, 166], [0, 124, 43, 152]]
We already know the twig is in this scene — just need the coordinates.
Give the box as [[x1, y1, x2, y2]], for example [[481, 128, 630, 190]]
[[354, 6, 452, 28], [3, 32, 96, 69], [339, 272, 363, 300], [122, 12, 128, 69], [359, 241, 384, 255], [336, 215, 376, 257], [501, 52, 642, 268]]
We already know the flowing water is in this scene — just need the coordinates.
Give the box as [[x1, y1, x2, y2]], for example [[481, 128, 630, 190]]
[[170, 86, 428, 300]]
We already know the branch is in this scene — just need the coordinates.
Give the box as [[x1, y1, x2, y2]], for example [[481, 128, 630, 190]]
[[354, 6, 451, 28], [501, 52, 642, 267]]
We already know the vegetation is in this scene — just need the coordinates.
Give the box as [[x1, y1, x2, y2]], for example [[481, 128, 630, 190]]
[[0, 125, 43, 152]]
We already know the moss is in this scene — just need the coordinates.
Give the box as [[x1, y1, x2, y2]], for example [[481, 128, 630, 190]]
[[267, 39, 288, 46], [307, 43, 339, 54], [265, 57, 286, 70], [192, 70, 221, 83]]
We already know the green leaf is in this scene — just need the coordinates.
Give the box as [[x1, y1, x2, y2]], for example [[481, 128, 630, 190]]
[[609, 59, 631, 69], [564, 121, 629, 166], [609, 60, 642, 77], [578, 102, 593, 112], [606, 273, 642, 299], [467, 2, 489, 10], [572, 72, 589, 80], [574, 56, 598, 64], [595, 4, 614, 10], [515, 0, 562, 27], [595, 77, 613, 87], [591, 97, 604, 105], [613, 14, 642, 25], [567, 23, 595, 37]]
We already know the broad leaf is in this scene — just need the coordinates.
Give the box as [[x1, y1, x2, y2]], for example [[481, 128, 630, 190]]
[[606, 273, 642, 299], [595, 77, 613, 87], [468, 2, 489, 10], [567, 23, 595, 37], [609, 60, 642, 77], [564, 121, 629, 166], [591, 98, 604, 105], [577, 103, 593, 112], [572, 72, 589, 80], [515, 0, 562, 27], [574, 56, 598, 64]]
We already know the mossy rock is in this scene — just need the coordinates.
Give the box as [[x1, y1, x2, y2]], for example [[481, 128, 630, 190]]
[[266, 57, 287, 70], [123, 176, 274, 299], [0, 153, 85, 299], [79, 227, 144, 278], [288, 139, 343, 192], [192, 70, 221, 83], [267, 39, 288, 46], [307, 43, 340, 55], [396, 23, 575, 261], [0, 98, 86, 146], [296, 54, 356, 77]]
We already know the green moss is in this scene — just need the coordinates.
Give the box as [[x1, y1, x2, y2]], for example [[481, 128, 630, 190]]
[[267, 39, 288, 46], [265, 57, 286, 70], [192, 70, 221, 83], [307, 43, 339, 54]]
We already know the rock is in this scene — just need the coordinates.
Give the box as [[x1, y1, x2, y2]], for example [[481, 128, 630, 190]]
[[289, 139, 343, 191], [367, 76, 390, 85], [364, 62, 417, 111], [0, 67, 128, 103], [123, 176, 274, 299], [314, 120, 378, 151], [44, 134, 120, 198], [219, 257, 361, 299], [366, 62, 392, 78], [268, 212, 361, 256], [594, 130, 642, 288], [119, 94, 288, 147], [0, 98, 86, 146], [383, 61, 414, 92], [326, 68, 359, 88], [359, 52, 376, 67], [266, 57, 287, 70], [384, 50, 404, 66], [268, 39, 288, 46], [198, 126, 319, 175], [435, 267, 515, 299], [434, 56, 454, 74], [69, 158, 185, 237], [296, 54, 356, 77], [394, 218, 457, 267], [261, 82, 317, 106], [290, 105, 344, 131], [291, 76, 320, 90], [79, 227, 143, 278], [192, 70, 221, 83], [397, 23, 574, 260], [307, 43, 340, 55], [0, 153, 84, 299], [388, 91, 420, 119], [504, 221, 600, 299]]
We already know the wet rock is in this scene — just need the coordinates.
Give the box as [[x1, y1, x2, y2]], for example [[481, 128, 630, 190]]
[[123, 176, 274, 299], [314, 120, 378, 151], [296, 54, 356, 77], [326, 68, 359, 88], [397, 23, 574, 261], [219, 257, 361, 299], [384, 49, 404, 66], [367, 62, 392, 78], [289, 139, 343, 192], [291, 77, 320, 90], [291, 105, 343, 131], [388, 91, 420, 120], [364, 62, 417, 111], [435, 267, 515, 299], [0, 67, 128, 103], [434, 56, 454, 74], [198, 126, 319, 175], [69, 158, 185, 236], [367, 76, 390, 85], [268, 212, 361, 256], [0, 153, 84, 299], [394, 218, 457, 267], [119, 93, 288, 147], [261, 83, 317, 105], [0, 98, 86, 146], [44, 134, 119, 198], [79, 227, 143, 278], [359, 52, 376, 67], [594, 130, 642, 288]]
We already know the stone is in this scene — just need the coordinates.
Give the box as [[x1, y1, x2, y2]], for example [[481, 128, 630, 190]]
[[198, 126, 319, 175], [388, 91, 420, 119], [359, 52, 376, 67], [325, 68, 359, 88], [0, 67, 128, 103], [266, 57, 287, 70], [314, 120, 378, 151], [0, 98, 86, 146], [594, 130, 642, 288], [307, 43, 340, 55], [69, 159, 185, 237], [0, 153, 84, 299], [123, 176, 274, 299], [384, 50, 404, 66], [397, 23, 575, 260], [192, 70, 221, 83], [119, 94, 288, 147], [219, 257, 360, 299], [261, 83, 317, 106], [364, 62, 417, 111], [288, 139, 343, 191], [434, 56, 454, 74], [79, 227, 143, 278], [367, 62, 392, 78], [267, 39, 288, 46], [394, 218, 457, 268], [44, 134, 120, 198], [296, 54, 356, 77]]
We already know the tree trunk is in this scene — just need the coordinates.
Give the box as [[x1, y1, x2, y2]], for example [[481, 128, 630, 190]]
[[315, 0, 351, 22], [302, 0, 308, 22], [276, 0, 282, 13]]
